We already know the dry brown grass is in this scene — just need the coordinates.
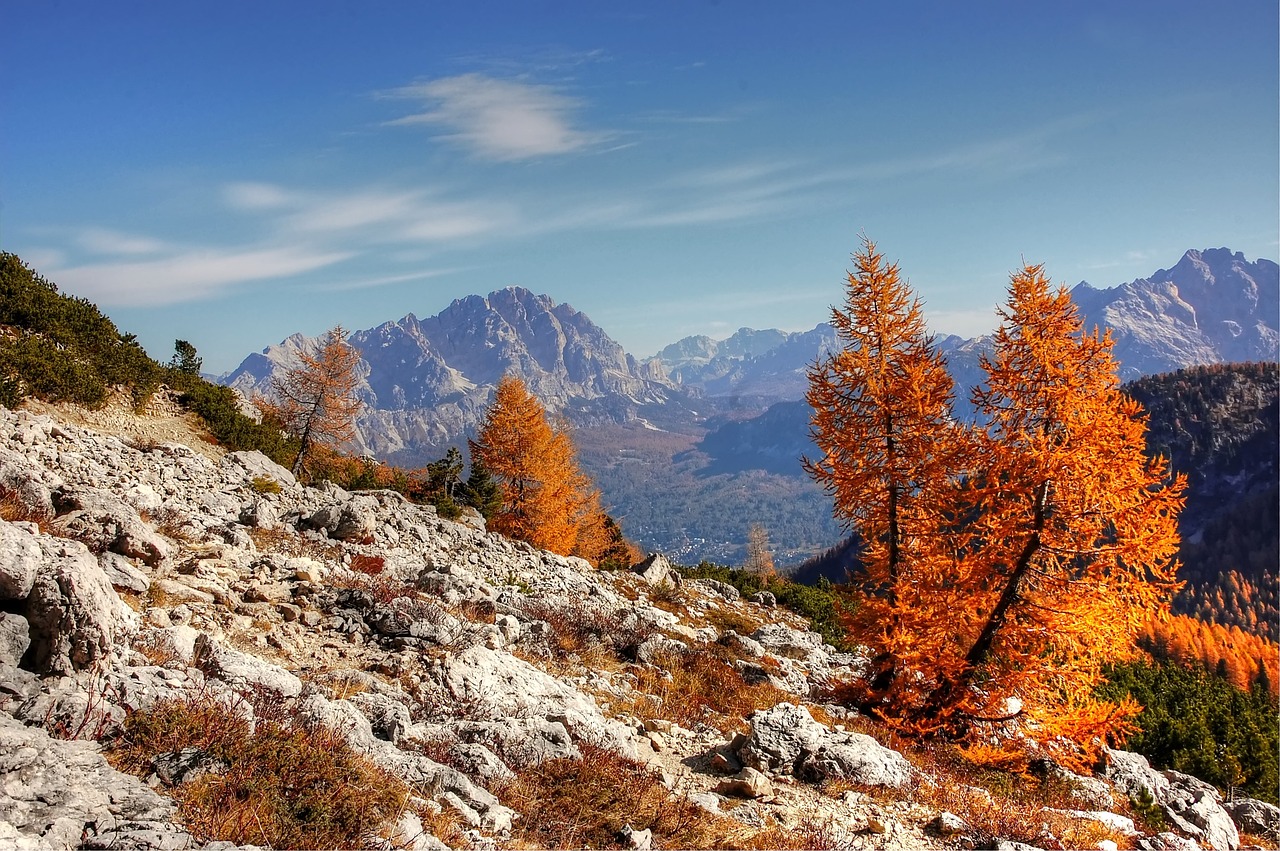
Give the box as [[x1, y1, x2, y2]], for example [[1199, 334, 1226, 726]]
[[247, 525, 343, 562], [705, 606, 762, 636], [495, 741, 834, 850], [411, 800, 467, 849], [0, 485, 50, 525], [1241, 830, 1280, 850], [517, 597, 655, 671], [107, 689, 410, 849], [348, 552, 385, 575], [327, 568, 415, 606], [622, 646, 794, 733]]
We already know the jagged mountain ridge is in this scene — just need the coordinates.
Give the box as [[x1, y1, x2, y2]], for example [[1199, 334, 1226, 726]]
[[223, 286, 680, 456], [655, 248, 1279, 400], [1072, 248, 1279, 378]]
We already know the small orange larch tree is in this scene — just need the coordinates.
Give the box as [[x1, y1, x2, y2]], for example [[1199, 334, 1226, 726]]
[[743, 522, 777, 578], [469, 375, 611, 565], [258, 326, 363, 476]]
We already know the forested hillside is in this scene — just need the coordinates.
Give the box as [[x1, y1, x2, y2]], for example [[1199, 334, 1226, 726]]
[[1125, 363, 1279, 640]]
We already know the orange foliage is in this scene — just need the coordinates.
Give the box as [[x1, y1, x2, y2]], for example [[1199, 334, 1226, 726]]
[[804, 239, 972, 709], [806, 241, 1186, 766], [469, 375, 610, 566], [256, 326, 362, 476], [1142, 613, 1279, 697]]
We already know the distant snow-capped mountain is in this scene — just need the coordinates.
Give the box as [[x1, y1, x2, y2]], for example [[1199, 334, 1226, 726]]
[[653, 248, 1278, 401]]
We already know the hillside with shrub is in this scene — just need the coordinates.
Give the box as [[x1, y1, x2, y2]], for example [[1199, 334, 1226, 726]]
[[0, 252, 299, 465]]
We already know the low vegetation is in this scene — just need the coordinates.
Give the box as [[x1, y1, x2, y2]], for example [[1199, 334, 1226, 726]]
[[678, 560, 854, 651], [0, 253, 161, 409], [495, 741, 832, 850], [106, 690, 408, 849]]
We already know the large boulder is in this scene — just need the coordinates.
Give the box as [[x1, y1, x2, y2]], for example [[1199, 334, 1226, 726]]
[[223, 450, 298, 489], [49, 487, 168, 567], [1161, 770, 1239, 851], [333, 495, 379, 542], [0, 446, 60, 520], [735, 703, 913, 788], [23, 538, 133, 676], [1104, 749, 1239, 850], [0, 612, 31, 671], [0, 713, 192, 849], [1224, 798, 1280, 840], [428, 645, 637, 757], [0, 520, 43, 600], [735, 702, 828, 773], [632, 553, 681, 589], [192, 634, 303, 698], [1104, 747, 1172, 802], [796, 730, 915, 787]]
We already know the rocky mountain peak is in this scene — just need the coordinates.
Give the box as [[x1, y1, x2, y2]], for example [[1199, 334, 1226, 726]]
[[221, 287, 677, 460], [1069, 248, 1278, 377]]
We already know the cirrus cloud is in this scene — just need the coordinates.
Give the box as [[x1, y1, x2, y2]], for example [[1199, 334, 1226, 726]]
[[382, 73, 613, 161], [49, 246, 352, 306]]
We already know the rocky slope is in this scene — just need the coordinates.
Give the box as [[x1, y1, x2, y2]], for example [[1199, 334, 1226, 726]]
[[1, 400, 1275, 850]]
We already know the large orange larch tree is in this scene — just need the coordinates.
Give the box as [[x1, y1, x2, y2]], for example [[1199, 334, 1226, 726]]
[[923, 264, 1185, 765], [807, 246, 1186, 768], [469, 375, 611, 565], [804, 238, 972, 713]]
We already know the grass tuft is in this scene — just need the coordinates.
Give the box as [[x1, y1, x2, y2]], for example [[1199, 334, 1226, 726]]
[[107, 690, 409, 849], [496, 741, 832, 849]]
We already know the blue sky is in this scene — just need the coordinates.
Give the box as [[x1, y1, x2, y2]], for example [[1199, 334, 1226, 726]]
[[4, 1, 1277, 373]]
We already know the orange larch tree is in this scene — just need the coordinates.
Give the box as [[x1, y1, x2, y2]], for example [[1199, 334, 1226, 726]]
[[807, 247, 1186, 768], [469, 375, 610, 565], [258, 326, 363, 477], [804, 238, 973, 715], [920, 264, 1186, 767]]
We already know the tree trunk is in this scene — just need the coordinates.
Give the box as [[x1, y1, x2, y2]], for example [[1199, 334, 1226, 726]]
[[915, 479, 1049, 723]]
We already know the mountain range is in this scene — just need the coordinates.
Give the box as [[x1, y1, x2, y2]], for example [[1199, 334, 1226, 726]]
[[221, 248, 1278, 562], [224, 287, 678, 458]]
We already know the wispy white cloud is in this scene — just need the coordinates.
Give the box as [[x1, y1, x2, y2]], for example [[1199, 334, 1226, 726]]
[[1080, 249, 1160, 272], [381, 73, 613, 161], [224, 182, 516, 243], [224, 182, 295, 210], [50, 246, 351, 306], [76, 227, 169, 256], [316, 268, 463, 293]]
